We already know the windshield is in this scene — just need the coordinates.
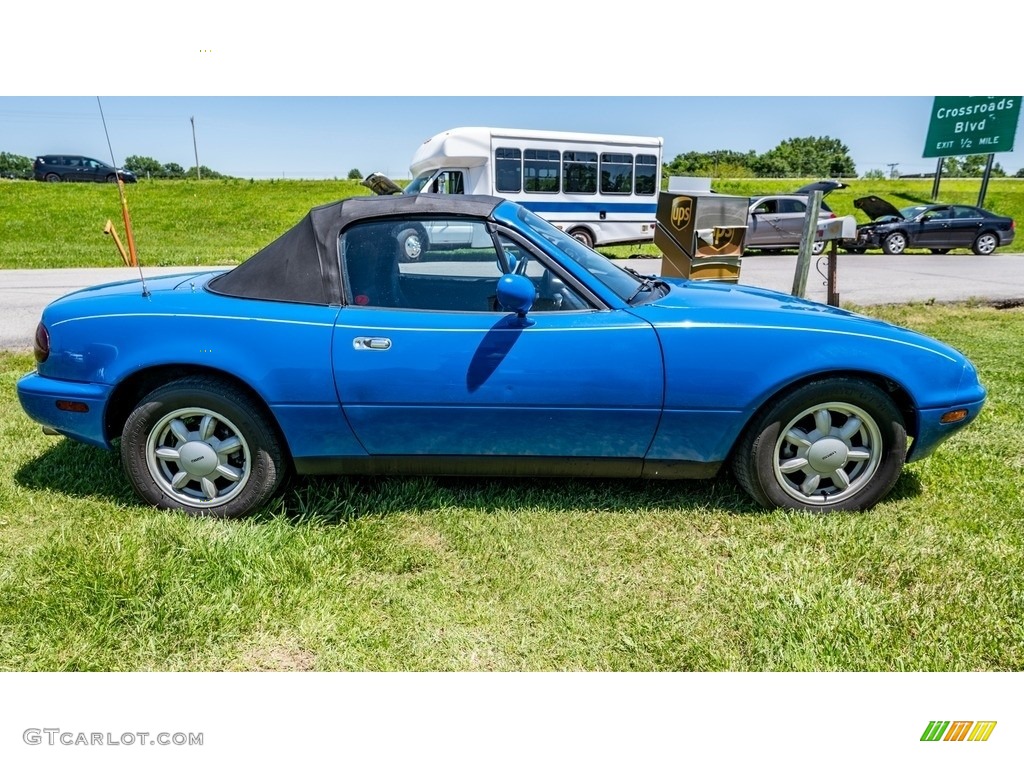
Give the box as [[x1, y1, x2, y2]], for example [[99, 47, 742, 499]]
[[900, 205, 928, 219], [404, 172, 435, 194], [514, 207, 644, 301]]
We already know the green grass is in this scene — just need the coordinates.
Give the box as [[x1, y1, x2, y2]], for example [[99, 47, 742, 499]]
[[0, 178, 371, 269], [2, 177, 1021, 268], [1, 303, 1022, 671]]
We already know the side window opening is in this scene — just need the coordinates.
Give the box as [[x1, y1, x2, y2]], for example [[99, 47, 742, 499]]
[[340, 219, 591, 313]]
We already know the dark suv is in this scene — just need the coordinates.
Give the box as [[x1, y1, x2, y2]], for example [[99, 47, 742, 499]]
[[33, 155, 137, 184]]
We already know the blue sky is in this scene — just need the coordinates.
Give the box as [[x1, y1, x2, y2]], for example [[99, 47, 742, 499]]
[[3, 5, 1021, 181], [2, 95, 1022, 179]]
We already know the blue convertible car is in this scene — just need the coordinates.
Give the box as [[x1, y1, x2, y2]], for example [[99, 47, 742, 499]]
[[18, 194, 985, 517]]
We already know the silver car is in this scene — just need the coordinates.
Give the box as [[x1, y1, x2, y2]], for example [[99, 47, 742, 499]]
[[745, 194, 838, 255], [744, 181, 848, 255]]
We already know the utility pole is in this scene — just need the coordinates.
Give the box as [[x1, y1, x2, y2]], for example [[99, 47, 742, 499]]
[[190, 116, 201, 180], [886, 163, 899, 179]]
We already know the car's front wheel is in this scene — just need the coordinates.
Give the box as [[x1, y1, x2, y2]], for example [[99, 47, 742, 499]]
[[121, 376, 286, 518], [732, 378, 906, 512], [811, 240, 826, 256], [972, 232, 999, 255], [882, 232, 907, 255]]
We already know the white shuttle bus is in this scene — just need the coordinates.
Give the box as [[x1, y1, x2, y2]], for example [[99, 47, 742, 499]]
[[394, 126, 663, 250]]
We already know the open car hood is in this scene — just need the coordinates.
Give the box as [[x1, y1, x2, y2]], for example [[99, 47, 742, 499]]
[[854, 195, 904, 221], [362, 172, 405, 196], [794, 180, 848, 196]]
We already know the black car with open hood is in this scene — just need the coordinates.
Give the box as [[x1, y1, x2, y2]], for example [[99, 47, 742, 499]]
[[845, 195, 1015, 255]]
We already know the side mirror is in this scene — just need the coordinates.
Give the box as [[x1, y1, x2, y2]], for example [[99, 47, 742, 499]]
[[496, 274, 535, 318]]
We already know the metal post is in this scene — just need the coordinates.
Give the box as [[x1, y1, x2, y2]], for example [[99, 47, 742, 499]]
[[792, 189, 822, 298], [190, 116, 201, 180], [931, 157, 944, 201], [827, 239, 839, 307], [978, 154, 995, 207]]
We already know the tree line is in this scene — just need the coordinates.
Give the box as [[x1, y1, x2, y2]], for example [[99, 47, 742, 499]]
[[0, 152, 228, 180], [2, 141, 1020, 180], [663, 136, 1011, 179]]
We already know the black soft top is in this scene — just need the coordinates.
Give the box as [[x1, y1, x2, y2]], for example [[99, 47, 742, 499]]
[[208, 194, 503, 305]]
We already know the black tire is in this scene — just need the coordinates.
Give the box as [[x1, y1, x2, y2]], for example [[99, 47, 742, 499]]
[[882, 232, 908, 255], [120, 376, 286, 518], [396, 226, 427, 262], [972, 232, 998, 255], [929, 248, 950, 255], [105, 173, 117, 183], [732, 378, 906, 512], [44, 173, 61, 182], [569, 228, 594, 249]]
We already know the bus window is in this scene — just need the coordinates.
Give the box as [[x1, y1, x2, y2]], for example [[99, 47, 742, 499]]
[[495, 147, 522, 193], [524, 149, 560, 193], [635, 154, 658, 195], [563, 151, 598, 194], [600, 153, 633, 194]]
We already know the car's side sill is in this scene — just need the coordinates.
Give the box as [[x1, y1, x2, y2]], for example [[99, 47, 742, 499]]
[[293, 456, 721, 480]]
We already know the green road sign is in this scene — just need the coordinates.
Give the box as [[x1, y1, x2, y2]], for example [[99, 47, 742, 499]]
[[923, 96, 1021, 158]]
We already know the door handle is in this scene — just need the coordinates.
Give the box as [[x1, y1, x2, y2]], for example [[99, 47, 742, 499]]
[[353, 337, 392, 350]]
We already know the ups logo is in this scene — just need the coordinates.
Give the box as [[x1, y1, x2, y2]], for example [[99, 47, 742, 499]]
[[699, 227, 743, 255], [670, 198, 693, 232], [712, 227, 740, 251]]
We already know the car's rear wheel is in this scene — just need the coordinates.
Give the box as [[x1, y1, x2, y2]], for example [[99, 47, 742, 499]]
[[44, 173, 61, 182], [396, 226, 426, 262], [121, 376, 285, 518], [569, 228, 594, 249], [732, 378, 906, 512], [972, 232, 998, 255], [882, 232, 907, 255], [929, 248, 950, 254]]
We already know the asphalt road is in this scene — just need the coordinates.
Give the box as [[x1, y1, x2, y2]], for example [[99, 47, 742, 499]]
[[2, 255, 1023, 351]]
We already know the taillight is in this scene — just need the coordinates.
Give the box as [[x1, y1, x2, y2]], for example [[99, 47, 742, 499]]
[[33, 323, 49, 364]]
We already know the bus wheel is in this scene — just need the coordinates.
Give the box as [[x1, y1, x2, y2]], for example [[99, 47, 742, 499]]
[[569, 228, 594, 249]]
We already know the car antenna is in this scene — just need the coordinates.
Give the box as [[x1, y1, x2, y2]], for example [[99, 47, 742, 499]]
[[97, 96, 149, 297]]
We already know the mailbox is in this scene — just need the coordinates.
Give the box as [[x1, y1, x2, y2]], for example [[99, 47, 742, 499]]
[[654, 191, 748, 282]]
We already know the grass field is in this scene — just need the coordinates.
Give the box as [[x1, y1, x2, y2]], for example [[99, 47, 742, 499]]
[[1, 303, 1021, 671], [1, 177, 1021, 268]]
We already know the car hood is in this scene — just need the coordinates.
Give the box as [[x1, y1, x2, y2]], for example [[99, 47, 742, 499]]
[[362, 172, 404, 196], [854, 195, 904, 221], [794, 180, 848, 196]]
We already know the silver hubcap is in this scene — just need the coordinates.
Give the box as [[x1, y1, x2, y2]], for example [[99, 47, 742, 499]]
[[977, 235, 996, 254], [773, 401, 882, 506], [146, 407, 250, 507], [888, 234, 905, 252], [404, 234, 422, 260]]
